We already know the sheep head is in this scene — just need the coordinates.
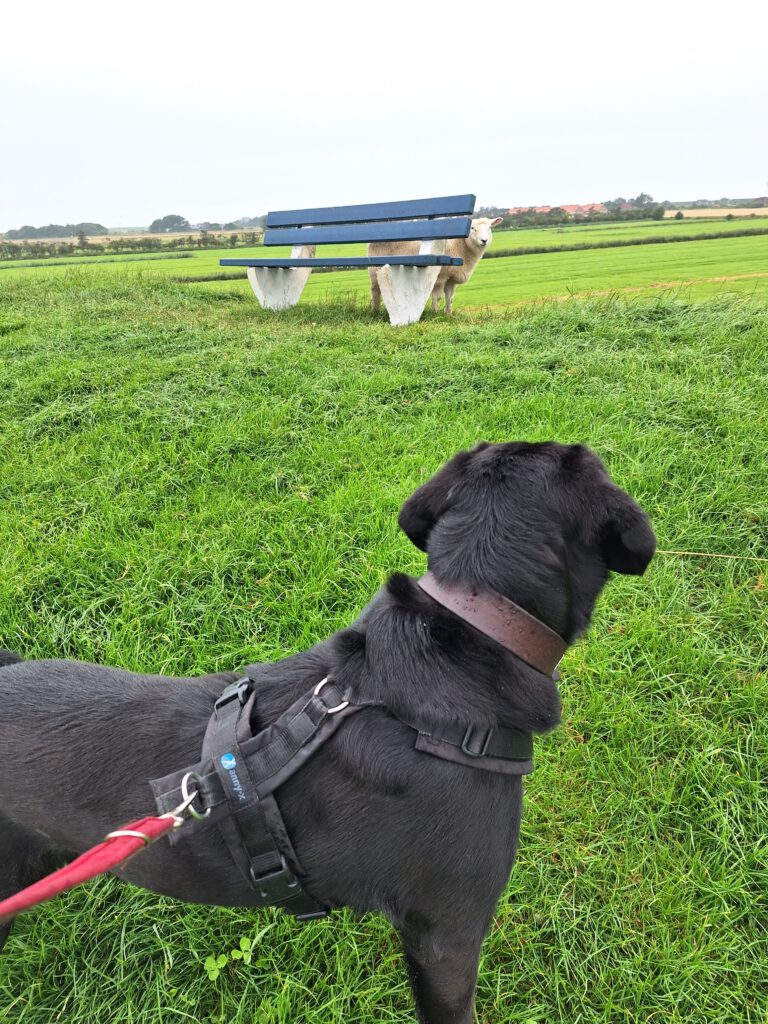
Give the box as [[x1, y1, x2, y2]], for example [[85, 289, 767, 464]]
[[467, 216, 504, 253]]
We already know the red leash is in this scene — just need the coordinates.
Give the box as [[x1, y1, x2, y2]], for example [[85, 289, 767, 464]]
[[0, 776, 205, 926]]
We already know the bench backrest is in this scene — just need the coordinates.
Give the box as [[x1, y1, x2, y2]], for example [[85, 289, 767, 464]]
[[263, 194, 475, 247]]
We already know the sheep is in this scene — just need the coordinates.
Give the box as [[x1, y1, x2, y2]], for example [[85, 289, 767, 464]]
[[368, 216, 503, 315]]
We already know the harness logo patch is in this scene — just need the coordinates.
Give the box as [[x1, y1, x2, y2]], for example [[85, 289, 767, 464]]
[[220, 752, 247, 802]]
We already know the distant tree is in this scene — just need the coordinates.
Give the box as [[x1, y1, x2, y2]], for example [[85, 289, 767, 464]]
[[75, 223, 108, 236], [6, 221, 107, 239], [633, 192, 654, 207], [476, 206, 508, 218], [148, 214, 191, 233], [674, 211, 684, 219], [77, 231, 88, 248], [650, 205, 665, 220]]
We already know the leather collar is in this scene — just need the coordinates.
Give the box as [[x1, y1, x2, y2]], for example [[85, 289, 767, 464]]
[[417, 571, 566, 677]]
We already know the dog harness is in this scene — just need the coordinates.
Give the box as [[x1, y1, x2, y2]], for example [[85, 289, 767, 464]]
[[150, 673, 536, 920]]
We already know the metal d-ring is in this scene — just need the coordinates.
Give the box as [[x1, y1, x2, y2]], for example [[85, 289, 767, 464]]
[[180, 772, 211, 821], [313, 676, 350, 714]]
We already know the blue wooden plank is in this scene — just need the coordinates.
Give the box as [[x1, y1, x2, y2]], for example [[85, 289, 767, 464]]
[[220, 255, 464, 268], [266, 195, 475, 228], [264, 217, 471, 247]]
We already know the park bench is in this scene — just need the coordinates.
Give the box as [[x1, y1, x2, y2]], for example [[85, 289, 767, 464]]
[[220, 194, 476, 326]]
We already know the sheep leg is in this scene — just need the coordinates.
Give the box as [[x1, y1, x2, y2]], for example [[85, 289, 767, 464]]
[[444, 280, 457, 316], [370, 268, 382, 310], [431, 283, 444, 313]]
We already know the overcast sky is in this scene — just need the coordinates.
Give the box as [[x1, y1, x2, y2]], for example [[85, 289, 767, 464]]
[[2, 0, 766, 231]]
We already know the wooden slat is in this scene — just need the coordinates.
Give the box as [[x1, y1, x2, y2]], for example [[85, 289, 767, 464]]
[[220, 255, 464, 268], [266, 194, 475, 228], [264, 217, 471, 248]]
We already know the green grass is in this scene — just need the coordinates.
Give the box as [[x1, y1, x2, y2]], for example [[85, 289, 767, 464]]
[[493, 216, 768, 247], [2, 232, 767, 307], [4, 216, 767, 272], [0, 267, 766, 1023]]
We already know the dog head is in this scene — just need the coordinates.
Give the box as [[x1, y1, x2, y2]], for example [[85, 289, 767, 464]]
[[399, 442, 655, 642]]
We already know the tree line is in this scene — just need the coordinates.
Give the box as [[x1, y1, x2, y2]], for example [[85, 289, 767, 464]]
[[477, 194, 667, 228], [0, 230, 263, 262], [4, 222, 109, 240]]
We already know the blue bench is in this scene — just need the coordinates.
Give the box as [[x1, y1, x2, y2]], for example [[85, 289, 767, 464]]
[[220, 194, 476, 325]]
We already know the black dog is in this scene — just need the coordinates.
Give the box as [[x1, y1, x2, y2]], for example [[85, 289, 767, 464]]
[[0, 441, 655, 1023]]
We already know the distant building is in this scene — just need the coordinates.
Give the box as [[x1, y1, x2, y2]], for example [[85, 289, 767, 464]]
[[507, 203, 607, 217]]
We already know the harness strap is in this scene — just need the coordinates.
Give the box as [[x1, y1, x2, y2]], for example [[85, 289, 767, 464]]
[[150, 677, 535, 921], [411, 721, 533, 776], [203, 677, 360, 918], [151, 676, 366, 918]]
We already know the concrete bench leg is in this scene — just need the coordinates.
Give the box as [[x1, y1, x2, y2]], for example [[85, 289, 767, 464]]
[[246, 245, 315, 310], [376, 239, 445, 326]]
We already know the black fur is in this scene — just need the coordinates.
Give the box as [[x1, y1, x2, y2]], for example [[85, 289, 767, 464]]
[[0, 442, 654, 1023]]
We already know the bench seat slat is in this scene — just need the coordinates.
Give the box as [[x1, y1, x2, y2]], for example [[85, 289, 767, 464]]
[[220, 255, 463, 268], [264, 217, 471, 248], [266, 194, 475, 228]]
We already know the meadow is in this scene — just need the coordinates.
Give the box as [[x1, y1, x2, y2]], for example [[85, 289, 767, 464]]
[[3, 226, 768, 307], [5, 215, 768, 272], [0, 243, 766, 1023]]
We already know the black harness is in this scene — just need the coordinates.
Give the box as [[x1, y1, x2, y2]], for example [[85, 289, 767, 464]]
[[151, 675, 534, 920]]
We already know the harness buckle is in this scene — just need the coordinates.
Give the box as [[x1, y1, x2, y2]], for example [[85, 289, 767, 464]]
[[249, 855, 302, 903], [461, 725, 494, 757], [215, 678, 252, 712]]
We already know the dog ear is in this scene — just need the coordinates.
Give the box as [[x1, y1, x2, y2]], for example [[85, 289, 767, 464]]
[[398, 444, 489, 551], [599, 488, 656, 575]]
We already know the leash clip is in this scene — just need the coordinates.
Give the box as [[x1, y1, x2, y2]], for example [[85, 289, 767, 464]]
[[162, 772, 211, 827]]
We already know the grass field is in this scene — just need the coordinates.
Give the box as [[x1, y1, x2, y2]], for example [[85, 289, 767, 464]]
[[0, 252, 766, 1023], [4, 216, 768, 272], [3, 231, 768, 307], [664, 208, 768, 218]]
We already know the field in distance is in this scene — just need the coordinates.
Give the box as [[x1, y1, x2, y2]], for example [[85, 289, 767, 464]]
[[6, 212, 767, 247], [663, 207, 768, 218], [4, 217, 767, 265], [4, 231, 767, 306]]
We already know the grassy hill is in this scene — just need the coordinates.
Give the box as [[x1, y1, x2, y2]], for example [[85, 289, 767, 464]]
[[0, 266, 765, 1023]]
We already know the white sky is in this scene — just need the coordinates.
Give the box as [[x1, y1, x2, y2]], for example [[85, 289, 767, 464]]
[[2, 0, 766, 230]]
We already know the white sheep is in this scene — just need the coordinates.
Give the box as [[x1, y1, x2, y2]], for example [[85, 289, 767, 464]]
[[368, 216, 503, 315]]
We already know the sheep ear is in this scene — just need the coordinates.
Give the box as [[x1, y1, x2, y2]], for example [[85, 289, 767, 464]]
[[490, 217, 504, 227], [598, 489, 656, 575], [398, 445, 486, 551]]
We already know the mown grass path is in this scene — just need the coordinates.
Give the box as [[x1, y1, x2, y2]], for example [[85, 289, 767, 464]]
[[0, 270, 766, 1023]]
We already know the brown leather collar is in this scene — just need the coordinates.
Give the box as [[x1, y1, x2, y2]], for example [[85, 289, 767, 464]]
[[417, 571, 566, 677]]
